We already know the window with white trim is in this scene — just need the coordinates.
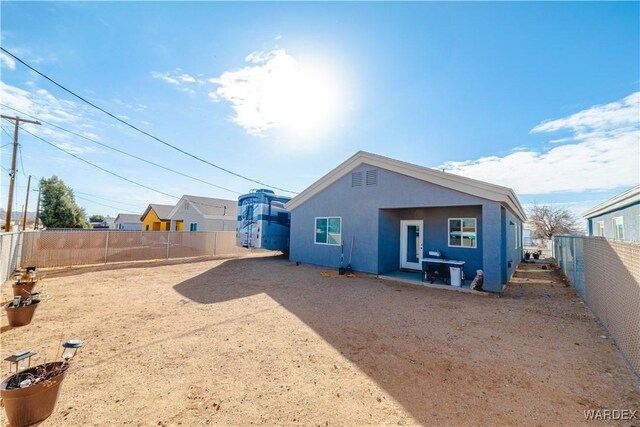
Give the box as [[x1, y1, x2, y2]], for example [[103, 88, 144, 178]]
[[315, 217, 342, 245], [449, 218, 477, 248], [613, 217, 624, 240], [596, 221, 604, 237]]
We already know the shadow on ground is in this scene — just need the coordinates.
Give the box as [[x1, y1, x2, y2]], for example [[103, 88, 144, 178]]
[[171, 255, 638, 425]]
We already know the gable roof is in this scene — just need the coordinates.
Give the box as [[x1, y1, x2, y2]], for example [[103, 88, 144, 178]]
[[285, 151, 526, 221], [140, 204, 174, 221], [583, 184, 640, 219], [115, 214, 142, 224], [168, 195, 237, 219]]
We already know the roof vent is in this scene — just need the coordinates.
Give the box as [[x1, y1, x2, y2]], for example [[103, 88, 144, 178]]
[[366, 169, 378, 186], [351, 172, 363, 187]]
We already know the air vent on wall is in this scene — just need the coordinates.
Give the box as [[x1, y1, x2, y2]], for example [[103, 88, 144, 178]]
[[351, 172, 363, 187], [366, 169, 378, 186]]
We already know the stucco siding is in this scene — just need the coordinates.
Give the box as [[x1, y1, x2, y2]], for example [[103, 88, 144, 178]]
[[377, 206, 484, 278], [587, 202, 640, 242], [504, 207, 523, 286], [480, 204, 503, 291], [116, 222, 142, 231], [170, 211, 236, 232], [290, 163, 515, 292]]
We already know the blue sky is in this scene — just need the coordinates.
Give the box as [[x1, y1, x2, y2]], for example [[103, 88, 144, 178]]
[[1, 1, 638, 222]]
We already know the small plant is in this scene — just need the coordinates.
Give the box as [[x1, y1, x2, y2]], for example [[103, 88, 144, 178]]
[[524, 251, 531, 260], [1, 340, 84, 427], [3, 361, 68, 391]]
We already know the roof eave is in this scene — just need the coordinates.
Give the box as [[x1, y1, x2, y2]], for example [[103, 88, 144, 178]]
[[583, 185, 640, 218], [285, 151, 527, 222]]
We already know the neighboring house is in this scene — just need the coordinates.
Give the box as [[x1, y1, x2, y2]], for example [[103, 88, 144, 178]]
[[285, 151, 526, 293], [522, 226, 533, 246], [103, 215, 115, 228], [112, 213, 142, 231], [168, 195, 237, 232], [583, 184, 640, 243], [140, 204, 174, 231]]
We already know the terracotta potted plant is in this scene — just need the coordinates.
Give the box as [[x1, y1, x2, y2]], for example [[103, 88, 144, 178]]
[[12, 268, 41, 299], [5, 294, 40, 327], [0, 340, 84, 427]]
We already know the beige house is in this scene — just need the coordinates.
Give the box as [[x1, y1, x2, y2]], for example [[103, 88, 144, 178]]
[[168, 195, 237, 232]]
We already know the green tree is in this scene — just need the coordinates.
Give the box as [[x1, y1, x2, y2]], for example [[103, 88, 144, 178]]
[[89, 214, 105, 223], [39, 176, 91, 229]]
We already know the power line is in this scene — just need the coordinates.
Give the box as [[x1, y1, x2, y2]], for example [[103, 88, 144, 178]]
[[19, 126, 180, 200], [18, 144, 27, 178], [1, 47, 298, 194], [0, 104, 241, 195], [74, 194, 139, 215], [74, 190, 146, 209]]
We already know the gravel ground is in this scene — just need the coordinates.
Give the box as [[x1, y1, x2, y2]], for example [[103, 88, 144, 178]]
[[1, 253, 638, 426]]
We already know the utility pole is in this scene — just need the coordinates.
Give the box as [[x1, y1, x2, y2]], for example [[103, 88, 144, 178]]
[[1, 115, 41, 232], [22, 175, 31, 231], [34, 188, 41, 230]]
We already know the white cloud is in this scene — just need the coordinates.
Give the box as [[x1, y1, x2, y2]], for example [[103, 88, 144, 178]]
[[0, 52, 15, 70], [151, 69, 203, 94], [530, 92, 639, 134], [55, 142, 100, 154], [151, 71, 180, 86], [0, 82, 81, 125], [0, 81, 103, 153], [442, 92, 640, 194], [209, 49, 341, 137], [113, 98, 148, 112]]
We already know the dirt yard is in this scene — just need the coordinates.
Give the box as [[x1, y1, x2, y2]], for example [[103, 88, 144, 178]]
[[1, 254, 639, 426]]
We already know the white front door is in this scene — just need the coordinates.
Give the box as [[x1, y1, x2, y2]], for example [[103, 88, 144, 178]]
[[400, 220, 423, 270]]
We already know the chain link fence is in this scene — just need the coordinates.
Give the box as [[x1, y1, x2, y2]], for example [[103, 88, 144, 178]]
[[0, 232, 22, 284], [19, 230, 246, 268], [554, 235, 639, 377]]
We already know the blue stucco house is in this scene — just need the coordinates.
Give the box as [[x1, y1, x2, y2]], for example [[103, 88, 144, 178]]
[[285, 151, 526, 293], [584, 184, 640, 243]]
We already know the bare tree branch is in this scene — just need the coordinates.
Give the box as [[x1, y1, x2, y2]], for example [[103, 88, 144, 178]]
[[528, 203, 580, 239]]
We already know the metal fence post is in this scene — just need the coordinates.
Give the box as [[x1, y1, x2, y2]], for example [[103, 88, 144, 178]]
[[167, 232, 171, 260], [213, 232, 217, 257], [104, 231, 110, 264], [572, 237, 577, 285]]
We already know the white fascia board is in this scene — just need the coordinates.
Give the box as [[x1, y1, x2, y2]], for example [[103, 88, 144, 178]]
[[168, 196, 206, 219], [285, 151, 527, 222], [583, 184, 640, 218], [167, 197, 187, 219]]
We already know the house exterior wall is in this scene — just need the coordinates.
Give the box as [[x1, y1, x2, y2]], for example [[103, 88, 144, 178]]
[[141, 210, 170, 232], [586, 202, 640, 243], [289, 163, 522, 292], [170, 211, 236, 232], [504, 207, 523, 286], [377, 206, 484, 279], [115, 221, 141, 231]]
